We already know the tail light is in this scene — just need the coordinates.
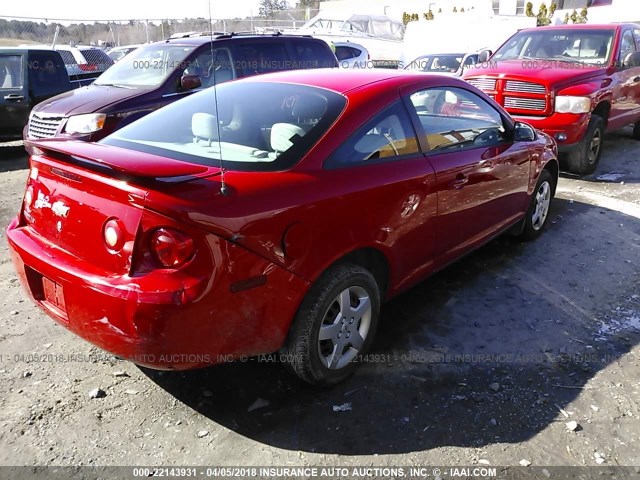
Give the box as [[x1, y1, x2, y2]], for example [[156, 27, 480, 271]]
[[79, 64, 98, 72], [150, 228, 195, 268]]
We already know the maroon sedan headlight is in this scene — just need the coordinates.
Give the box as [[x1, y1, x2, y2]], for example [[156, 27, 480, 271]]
[[150, 228, 195, 268]]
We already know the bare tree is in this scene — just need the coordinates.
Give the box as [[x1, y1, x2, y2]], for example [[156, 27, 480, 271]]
[[259, 0, 290, 19], [296, 0, 319, 8]]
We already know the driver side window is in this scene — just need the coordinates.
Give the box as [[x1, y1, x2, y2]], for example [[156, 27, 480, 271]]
[[408, 87, 507, 153], [619, 30, 637, 65]]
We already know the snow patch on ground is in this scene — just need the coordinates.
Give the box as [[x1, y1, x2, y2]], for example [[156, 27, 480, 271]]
[[596, 310, 640, 340], [596, 172, 626, 182]]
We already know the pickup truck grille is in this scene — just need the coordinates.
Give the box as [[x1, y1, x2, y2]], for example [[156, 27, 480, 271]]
[[505, 80, 546, 94], [466, 76, 548, 114], [466, 78, 497, 91], [28, 114, 64, 139], [504, 97, 547, 111]]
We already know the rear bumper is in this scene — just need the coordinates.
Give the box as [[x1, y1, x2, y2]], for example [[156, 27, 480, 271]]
[[7, 216, 309, 370], [514, 112, 590, 152]]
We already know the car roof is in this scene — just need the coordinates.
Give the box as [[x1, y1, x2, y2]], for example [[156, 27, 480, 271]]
[[109, 44, 143, 50], [0, 47, 59, 54], [416, 53, 466, 57], [333, 41, 367, 49], [239, 68, 466, 94], [161, 32, 317, 47], [22, 44, 102, 51], [520, 23, 633, 33]]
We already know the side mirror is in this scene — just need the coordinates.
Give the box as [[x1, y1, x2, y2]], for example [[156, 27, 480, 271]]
[[180, 74, 202, 91], [514, 121, 536, 142], [478, 49, 493, 63], [623, 51, 640, 68]]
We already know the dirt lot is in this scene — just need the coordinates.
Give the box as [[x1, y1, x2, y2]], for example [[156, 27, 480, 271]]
[[0, 133, 639, 468]]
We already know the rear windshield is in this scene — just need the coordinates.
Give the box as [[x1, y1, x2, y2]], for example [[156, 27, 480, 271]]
[[493, 28, 615, 65], [101, 81, 346, 171], [56, 50, 76, 65], [94, 44, 196, 87], [80, 49, 114, 67]]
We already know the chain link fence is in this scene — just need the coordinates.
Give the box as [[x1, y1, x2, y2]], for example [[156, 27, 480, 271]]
[[0, 9, 319, 49]]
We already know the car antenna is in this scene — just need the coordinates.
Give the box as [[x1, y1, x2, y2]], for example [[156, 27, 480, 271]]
[[209, 0, 228, 196]]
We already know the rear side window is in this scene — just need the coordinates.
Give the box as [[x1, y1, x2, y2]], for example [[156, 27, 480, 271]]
[[335, 46, 360, 61], [325, 101, 419, 168], [80, 49, 114, 67], [231, 42, 289, 77], [27, 52, 69, 96], [293, 40, 338, 68], [0, 55, 23, 89]]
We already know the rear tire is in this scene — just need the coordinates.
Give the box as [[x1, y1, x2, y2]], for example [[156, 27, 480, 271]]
[[563, 115, 604, 175], [283, 263, 380, 386], [519, 169, 555, 241]]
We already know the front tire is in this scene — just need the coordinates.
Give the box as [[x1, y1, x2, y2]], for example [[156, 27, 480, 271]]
[[519, 169, 555, 241], [283, 263, 380, 386], [633, 121, 640, 140], [564, 115, 604, 175]]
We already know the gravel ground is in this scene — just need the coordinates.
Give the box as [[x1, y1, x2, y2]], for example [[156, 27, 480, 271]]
[[0, 132, 639, 468]]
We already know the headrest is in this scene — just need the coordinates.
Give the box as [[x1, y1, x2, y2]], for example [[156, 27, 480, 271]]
[[353, 133, 388, 154], [376, 114, 403, 135], [292, 95, 327, 119], [271, 123, 305, 152], [192, 113, 219, 144]]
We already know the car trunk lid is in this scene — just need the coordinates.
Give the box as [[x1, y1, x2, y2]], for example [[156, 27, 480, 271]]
[[21, 140, 221, 275]]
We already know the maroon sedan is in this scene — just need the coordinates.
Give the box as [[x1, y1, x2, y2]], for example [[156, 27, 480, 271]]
[[7, 69, 558, 385]]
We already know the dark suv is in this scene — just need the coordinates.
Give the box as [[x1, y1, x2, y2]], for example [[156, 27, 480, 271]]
[[1, 48, 82, 141], [25, 33, 338, 142]]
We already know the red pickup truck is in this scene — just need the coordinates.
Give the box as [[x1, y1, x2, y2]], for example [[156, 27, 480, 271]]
[[464, 23, 640, 174]]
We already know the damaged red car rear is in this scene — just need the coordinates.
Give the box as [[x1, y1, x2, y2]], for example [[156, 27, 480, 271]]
[[7, 69, 558, 385]]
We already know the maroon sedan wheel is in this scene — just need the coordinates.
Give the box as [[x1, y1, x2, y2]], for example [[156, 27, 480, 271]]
[[519, 169, 555, 241]]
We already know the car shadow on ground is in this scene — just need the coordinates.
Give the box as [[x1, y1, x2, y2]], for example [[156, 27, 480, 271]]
[[142, 197, 640, 455], [0, 143, 28, 173]]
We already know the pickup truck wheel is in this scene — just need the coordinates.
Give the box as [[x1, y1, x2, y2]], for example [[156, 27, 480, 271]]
[[564, 115, 604, 175], [633, 121, 640, 140], [282, 263, 380, 385], [519, 169, 555, 241]]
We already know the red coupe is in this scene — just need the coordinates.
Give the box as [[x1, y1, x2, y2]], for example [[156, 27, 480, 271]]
[[7, 69, 558, 385]]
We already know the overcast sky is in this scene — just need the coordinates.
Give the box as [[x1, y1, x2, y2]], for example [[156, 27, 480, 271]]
[[1, 0, 264, 20]]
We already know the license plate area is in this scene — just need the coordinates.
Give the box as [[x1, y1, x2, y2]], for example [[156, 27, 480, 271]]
[[42, 276, 67, 319]]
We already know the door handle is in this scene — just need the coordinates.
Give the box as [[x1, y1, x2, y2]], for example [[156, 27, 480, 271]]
[[479, 159, 494, 169], [3, 94, 24, 101], [452, 174, 468, 189], [634, 76, 640, 83]]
